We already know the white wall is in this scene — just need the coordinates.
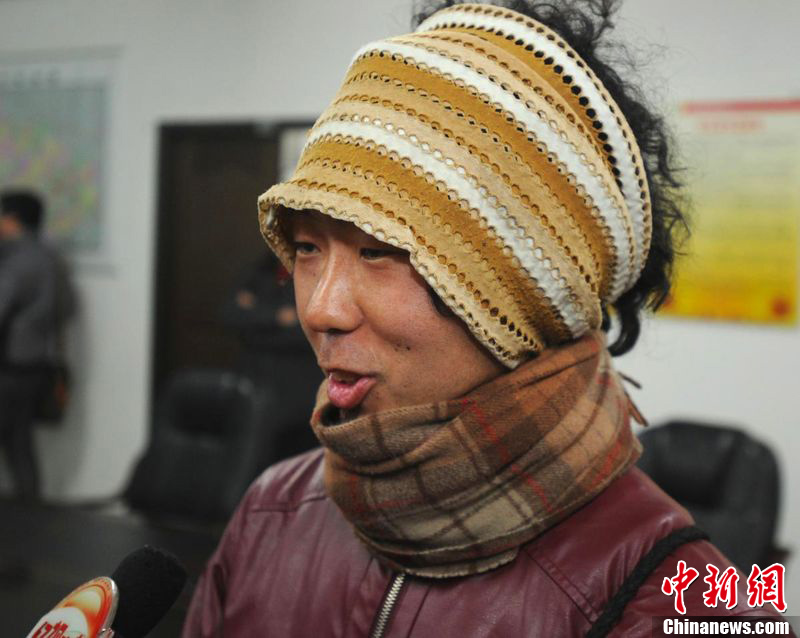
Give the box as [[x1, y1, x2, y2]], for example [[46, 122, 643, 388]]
[[1, 0, 798, 612]]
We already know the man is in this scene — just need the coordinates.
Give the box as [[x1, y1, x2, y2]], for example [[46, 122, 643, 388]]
[[220, 251, 321, 461], [0, 189, 74, 499], [184, 2, 792, 635]]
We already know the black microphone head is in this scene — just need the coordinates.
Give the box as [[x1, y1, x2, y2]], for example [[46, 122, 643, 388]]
[[110, 545, 187, 638]]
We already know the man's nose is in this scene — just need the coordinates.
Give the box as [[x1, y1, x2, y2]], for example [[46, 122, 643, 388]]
[[302, 253, 362, 334]]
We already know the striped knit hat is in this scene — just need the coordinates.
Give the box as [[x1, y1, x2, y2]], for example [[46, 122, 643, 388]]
[[258, 3, 652, 367]]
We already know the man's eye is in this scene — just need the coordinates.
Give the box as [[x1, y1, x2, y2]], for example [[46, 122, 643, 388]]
[[294, 242, 318, 255], [360, 247, 400, 261]]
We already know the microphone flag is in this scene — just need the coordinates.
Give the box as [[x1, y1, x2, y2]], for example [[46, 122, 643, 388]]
[[26, 576, 119, 638]]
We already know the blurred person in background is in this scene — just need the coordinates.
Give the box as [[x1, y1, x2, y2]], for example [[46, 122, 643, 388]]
[[184, 1, 793, 635], [222, 251, 321, 462], [0, 189, 74, 501]]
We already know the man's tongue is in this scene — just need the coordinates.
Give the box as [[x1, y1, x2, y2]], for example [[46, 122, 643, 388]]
[[327, 374, 374, 410]]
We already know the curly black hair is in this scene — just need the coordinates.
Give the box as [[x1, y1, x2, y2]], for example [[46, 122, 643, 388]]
[[413, 0, 689, 356]]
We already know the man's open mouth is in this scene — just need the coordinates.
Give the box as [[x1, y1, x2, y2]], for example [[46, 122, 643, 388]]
[[326, 372, 376, 411]]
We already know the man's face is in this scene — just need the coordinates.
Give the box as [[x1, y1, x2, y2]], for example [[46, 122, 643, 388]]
[[0, 213, 21, 239], [290, 210, 505, 419]]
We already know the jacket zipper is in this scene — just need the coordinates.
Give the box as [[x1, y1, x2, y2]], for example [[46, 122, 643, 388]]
[[370, 572, 406, 638]]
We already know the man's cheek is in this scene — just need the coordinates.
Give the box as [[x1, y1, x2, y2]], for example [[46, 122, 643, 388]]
[[390, 338, 413, 354]]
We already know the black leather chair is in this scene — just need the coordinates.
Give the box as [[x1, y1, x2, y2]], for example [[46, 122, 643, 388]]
[[637, 420, 784, 571], [124, 369, 274, 524]]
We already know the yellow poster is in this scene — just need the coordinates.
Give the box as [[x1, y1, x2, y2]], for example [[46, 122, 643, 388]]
[[661, 100, 800, 324]]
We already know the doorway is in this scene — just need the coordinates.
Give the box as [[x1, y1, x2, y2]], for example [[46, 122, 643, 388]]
[[152, 123, 280, 407]]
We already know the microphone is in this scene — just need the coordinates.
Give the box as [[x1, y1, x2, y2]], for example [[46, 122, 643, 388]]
[[27, 545, 187, 638]]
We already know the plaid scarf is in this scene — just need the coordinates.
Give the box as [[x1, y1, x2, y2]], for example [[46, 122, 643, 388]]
[[311, 332, 642, 578]]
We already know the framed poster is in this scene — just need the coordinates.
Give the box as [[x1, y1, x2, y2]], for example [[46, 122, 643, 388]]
[[0, 51, 114, 257], [662, 99, 800, 325]]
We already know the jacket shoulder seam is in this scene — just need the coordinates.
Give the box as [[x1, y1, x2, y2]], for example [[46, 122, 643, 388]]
[[248, 491, 329, 513]]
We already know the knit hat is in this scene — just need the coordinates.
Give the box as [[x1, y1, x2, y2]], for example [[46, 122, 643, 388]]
[[258, 3, 652, 367]]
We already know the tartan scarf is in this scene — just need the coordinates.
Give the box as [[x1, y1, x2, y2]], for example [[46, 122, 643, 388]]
[[310, 332, 642, 578]]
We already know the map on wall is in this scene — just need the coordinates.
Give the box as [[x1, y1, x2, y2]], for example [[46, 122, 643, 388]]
[[0, 55, 112, 253], [661, 99, 800, 325]]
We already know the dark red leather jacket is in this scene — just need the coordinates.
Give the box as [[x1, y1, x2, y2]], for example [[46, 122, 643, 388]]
[[183, 449, 791, 637]]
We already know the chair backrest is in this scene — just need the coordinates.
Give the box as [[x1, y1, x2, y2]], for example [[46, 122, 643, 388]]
[[125, 368, 273, 522], [637, 420, 780, 570]]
